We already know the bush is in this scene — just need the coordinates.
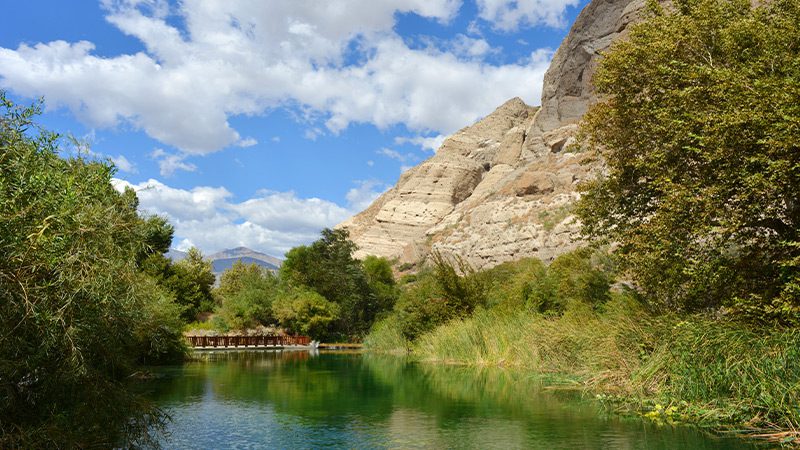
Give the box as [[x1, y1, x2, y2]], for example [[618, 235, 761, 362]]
[[395, 252, 487, 341], [272, 286, 340, 340], [214, 261, 278, 330], [280, 229, 397, 338], [363, 316, 411, 354]]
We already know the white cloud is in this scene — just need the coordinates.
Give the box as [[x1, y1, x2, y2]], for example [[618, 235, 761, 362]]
[[176, 238, 195, 252], [111, 177, 379, 256], [395, 134, 446, 152], [151, 148, 197, 176], [237, 137, 258, 148], [450, 34, 494, 58], [377, 147, 416, 164], [476, 0, 581, 30], [111, 154, 137, 173], [0, 0, 553, 155], [346, 180, 388, 211], [233, 191, 351, 234]]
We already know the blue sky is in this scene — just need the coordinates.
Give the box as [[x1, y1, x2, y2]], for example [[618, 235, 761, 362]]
[[1, 0, 586, 257]]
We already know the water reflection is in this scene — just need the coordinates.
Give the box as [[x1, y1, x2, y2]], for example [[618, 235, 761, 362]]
[[143, 351, 758, 449]]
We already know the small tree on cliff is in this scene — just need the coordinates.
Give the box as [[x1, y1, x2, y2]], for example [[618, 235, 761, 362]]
[[576, 0, 800, 324]]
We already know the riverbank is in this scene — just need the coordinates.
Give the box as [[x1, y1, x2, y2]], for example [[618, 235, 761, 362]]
[[365, 295, 800, 445]]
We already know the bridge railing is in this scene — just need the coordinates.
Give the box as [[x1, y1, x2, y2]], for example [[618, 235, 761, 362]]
[[186, 334, 311, 348]]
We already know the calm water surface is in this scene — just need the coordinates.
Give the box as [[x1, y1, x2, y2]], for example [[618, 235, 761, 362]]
[[143, 351, 759, 449]]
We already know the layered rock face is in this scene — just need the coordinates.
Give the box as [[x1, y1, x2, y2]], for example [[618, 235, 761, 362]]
[[338, 0, 647, 269]]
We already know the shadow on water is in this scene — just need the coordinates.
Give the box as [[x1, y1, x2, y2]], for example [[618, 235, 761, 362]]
[[141, 351, 763, 449]]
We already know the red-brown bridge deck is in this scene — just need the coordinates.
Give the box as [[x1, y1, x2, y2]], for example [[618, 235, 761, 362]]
[[186, 334, 311, 349]]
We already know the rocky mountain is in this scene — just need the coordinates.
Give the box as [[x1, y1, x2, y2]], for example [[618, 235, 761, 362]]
[[338, 0, 648, 269], [165, 248, 187, 262], [208, 247, 283, 270], [166, 246, 282, 274]]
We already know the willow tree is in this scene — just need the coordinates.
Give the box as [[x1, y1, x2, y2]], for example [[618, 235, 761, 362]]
[[0, 94, 181, 446], [576, 0, 800, 323]]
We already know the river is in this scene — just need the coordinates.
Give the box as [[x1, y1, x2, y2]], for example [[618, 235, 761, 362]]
[[142, 350, 759, 449]]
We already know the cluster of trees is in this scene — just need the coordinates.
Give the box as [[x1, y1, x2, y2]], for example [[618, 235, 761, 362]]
[[576, 0, 800, 325], [0, 94, 190, 446], [211, 229, 398, 341]]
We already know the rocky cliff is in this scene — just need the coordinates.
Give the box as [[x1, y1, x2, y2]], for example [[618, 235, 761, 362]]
[[338, 0, 648, 269]]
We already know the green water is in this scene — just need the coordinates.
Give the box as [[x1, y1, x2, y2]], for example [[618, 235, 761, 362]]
[[143, 351, 759, 449]]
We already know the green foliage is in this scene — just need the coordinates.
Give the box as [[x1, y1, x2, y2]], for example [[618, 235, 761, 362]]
[[638, 319, 800, 430], [371, 249, 614, 347], [272, 286, 340, 340], [363, 255, 399, 316], [281, 228, 397, 339], [214, 261, 278, 330], [136, 215, 174, 264], [394, 252, 488, 341], [133, 276, 188, 365], [576, 0, 800, 323], [363, 316, 411, 354], [141, 247, 215, 322], [0, 94, 173, 446], [530, 249, 613, 312], [411, 296, 800, 432]]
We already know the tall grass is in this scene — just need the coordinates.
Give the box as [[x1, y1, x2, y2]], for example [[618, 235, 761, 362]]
[[414, 294, 647, 389], [367, 249, 800, 436], [362, 317, 411, 354], [637, 319, 800, 430], [411, 297, 800, 432]]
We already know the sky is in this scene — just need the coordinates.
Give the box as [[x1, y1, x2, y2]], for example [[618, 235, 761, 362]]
[[1, 0, 586, 258]]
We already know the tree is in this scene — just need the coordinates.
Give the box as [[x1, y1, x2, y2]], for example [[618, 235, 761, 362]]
[[173, 247, 216, 317], [214, 261, 278, 330], [281, 228, 390, 338], [141, 247, 215, 322], [362, 255, 399, 316], [576, 0, 800, 323], [395, 252, 487, 341], [272, 286, 340, 340], [0, 93, 178, 446]]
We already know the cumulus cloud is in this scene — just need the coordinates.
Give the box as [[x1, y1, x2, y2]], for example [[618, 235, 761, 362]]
[[394, 134, 446, 152], [346, 180, 388, 211], [111, 177, 382, 256], [449, 34, 495, 58], [377, 147, 417, 164], [111, 154, 137, 173], [236, 137, 258, 148], [476, 0, 581, 30], [0, 0, 553, 154], [151, 148, 197, 176]]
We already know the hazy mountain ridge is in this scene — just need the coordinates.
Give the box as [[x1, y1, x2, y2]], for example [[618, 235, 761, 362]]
[[166, 246, 282, 274]]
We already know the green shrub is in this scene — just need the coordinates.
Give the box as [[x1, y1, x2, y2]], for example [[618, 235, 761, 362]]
[[214, 261, 278, 330], [272, 286, 340, 340]]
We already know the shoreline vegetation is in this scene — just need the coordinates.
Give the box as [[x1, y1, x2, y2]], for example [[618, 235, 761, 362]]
[[364, 250, 800, 444]]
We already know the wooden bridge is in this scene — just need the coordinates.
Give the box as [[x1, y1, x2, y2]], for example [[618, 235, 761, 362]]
[[186, 334, 311, 349]]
